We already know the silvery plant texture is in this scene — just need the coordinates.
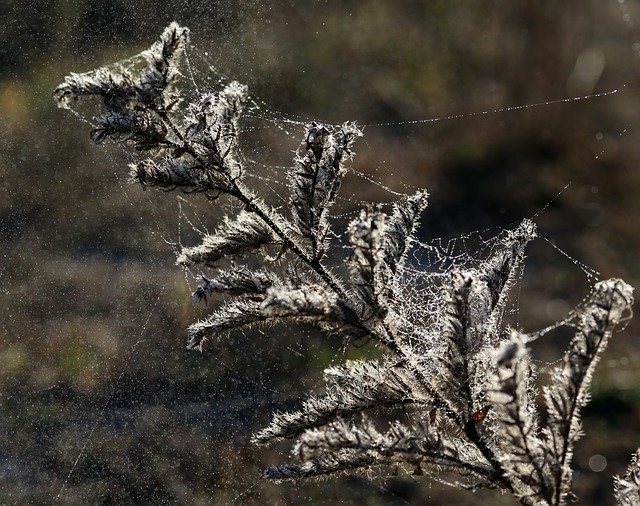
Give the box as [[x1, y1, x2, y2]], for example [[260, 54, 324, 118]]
[[55, 24, 639, 505]]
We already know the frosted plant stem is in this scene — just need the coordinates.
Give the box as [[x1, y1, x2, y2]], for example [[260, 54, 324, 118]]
[[54, 24, 637, 504]]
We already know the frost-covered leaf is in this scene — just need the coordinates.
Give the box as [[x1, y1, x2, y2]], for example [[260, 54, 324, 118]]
[[261, 284, 337, 318], [478, 219, 537, 323], [55, 22, 188, 109], [346, 192, 427, 313], [188, 283, 359, 350], [264, 417, 492, 484], [192, 267, 278, 302], [54, 23, 189, 150], [289, 122, 362, 258], [615, 449, 640, 506], [430, 220, 538, 417], [380, 190, 429, 277], [253, 359, 424, 444], [542, 278, 634, 503], [187, 299, 267, 351], [129, 157, 233, 192], [347, 205, 388, 310], [434, 269, 494, 417], [184, 82, 248, 177], [489, 333, 552, 504], [177, 210, 277, 267]]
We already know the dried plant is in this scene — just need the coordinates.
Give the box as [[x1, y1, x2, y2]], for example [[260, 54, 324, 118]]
[[55, 23, 638, 505], [615, 450, 640, 505]]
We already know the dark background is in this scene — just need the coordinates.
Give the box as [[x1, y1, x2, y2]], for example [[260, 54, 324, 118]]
[[1, 1, 640, 504]]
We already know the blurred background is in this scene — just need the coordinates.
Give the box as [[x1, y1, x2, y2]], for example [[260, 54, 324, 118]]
[[2, 0, 640, 504]]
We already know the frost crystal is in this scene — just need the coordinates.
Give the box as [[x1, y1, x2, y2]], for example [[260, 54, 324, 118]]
[[56, 24, 636, 505]]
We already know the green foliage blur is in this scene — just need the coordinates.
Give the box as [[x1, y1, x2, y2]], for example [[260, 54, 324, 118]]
[[1, 1, 639, 503]]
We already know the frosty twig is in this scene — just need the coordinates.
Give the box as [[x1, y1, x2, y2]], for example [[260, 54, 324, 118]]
[[56, 23, 637, 505]]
